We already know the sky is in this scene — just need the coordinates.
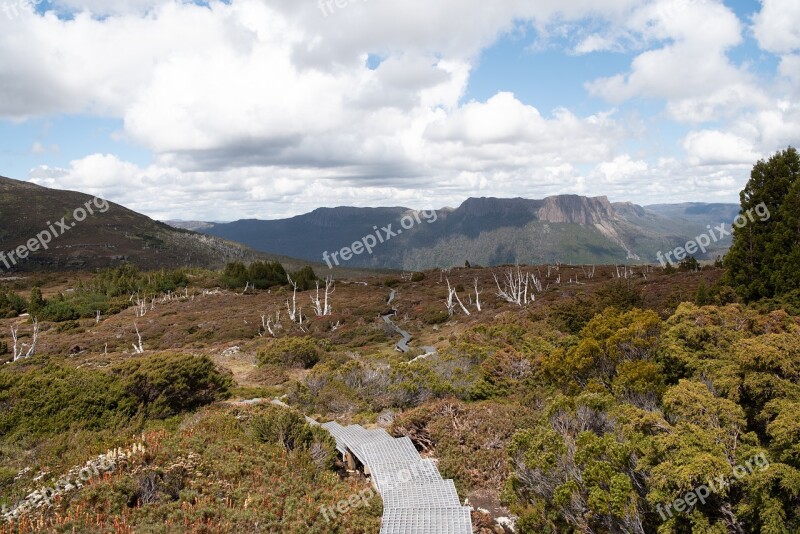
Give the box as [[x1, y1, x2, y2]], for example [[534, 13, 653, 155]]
[[0, 0, 798, 221]]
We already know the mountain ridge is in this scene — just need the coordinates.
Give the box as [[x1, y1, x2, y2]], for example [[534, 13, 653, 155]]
[[174, 194, 739, 269]]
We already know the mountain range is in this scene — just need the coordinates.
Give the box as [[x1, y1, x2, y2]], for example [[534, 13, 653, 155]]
[[171, 195, 741, 270], [0, 176, 742, 272]]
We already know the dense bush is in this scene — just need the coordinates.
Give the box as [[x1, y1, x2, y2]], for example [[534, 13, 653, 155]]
[[221, 260, 288, 289], [250, 406, 338, 470], [0, 288, 26, 318], [258, 337, 321, 369], [0, 360, 136, 441], [504, 303, 800, 533], [114, 352, 233, 418]]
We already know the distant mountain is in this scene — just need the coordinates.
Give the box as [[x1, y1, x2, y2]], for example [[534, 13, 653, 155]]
[[177, 195, 741, 270], [0, 176, 295, 272]]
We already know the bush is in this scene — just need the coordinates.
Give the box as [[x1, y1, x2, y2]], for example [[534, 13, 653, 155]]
[[258, 337, 321, 369], [421, 307, 450, 325], [114, 353, 233, 418], [250, 406, 338, 470], [411, 272, 425, 282], [678, 255, 700, 272], [0, 360, 135, 440], [221, 260, 287, 290], [0, 288, 26, 318]]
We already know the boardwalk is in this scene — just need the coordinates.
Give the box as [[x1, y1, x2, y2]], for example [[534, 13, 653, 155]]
[[320, 421, 473, 534]]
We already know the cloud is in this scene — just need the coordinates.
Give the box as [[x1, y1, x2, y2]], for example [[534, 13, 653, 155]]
[[753, 0, 800, 54], [682, 130, 761, 166], [586, 0, 767, 122]]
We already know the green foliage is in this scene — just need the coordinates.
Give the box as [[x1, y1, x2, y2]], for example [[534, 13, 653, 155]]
[[411, 272, 425, 282], [726, 147, 800, 301], [0, 287, 26, 318], [507, 302, 800, 533], [290, 265, 319, 291], [695, 281, 711, 306], [0, 359, 136, 441], [114, 353, 233, 419], [258, 337, 321, 369], [678, 255, 700, 272], [221, 260, 287, 289], [83, 264, 189, 297], [250, 406, 338, 470], [549, 280, 645, 335], [420, 307, 450, 325], [595, 278, 644, 311], [28, 287, 45, 315]]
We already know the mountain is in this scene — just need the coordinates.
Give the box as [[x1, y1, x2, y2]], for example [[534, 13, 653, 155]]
[[0, 176, 291, 272], [181, 195, 741, 270]]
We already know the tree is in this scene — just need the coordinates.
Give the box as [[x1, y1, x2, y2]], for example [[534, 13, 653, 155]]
[[726, 147, 800, 301], [28, 287, 45, 315]]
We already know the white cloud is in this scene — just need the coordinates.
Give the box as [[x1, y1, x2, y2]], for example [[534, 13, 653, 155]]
[[591, 154, 648, 184], [682, 130, 761, 166], [586, 0, 767, 122], [753, 0, 800, 54]]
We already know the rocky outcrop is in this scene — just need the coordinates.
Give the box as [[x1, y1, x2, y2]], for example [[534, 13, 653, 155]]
[[535, 195, 618, 225]]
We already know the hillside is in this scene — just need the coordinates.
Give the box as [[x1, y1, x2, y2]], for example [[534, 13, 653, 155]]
[[0, 176, 362, 276], [177, 196, 739, 270]]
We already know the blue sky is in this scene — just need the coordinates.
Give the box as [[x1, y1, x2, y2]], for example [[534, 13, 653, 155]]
[[0, 0, 798, 220]]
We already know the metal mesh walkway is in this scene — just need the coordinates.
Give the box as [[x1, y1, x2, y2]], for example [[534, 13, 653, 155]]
[[319, 422, 473, 533]]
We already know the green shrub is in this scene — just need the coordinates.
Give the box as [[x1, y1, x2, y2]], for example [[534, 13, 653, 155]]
[[250, 406, 338, 470], [39, 300, 80, 322], [411, 272, 425, 282], [421, 308, 450, 325], [258, 337, 320, 369], [0, 360, 135, 440], [0, 288, 26, 318], [114, 353, 233, 418]]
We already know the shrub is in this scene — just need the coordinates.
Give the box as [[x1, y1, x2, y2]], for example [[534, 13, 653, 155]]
[[258, 337, 321, 369], [411, 272, 425, 282], [0, 288, 26, 318], [114, 353, 233, 418], [250, 406, 338, 470], [421, 308, 450, 325], [678, 255, 700, 272], [0, 360, 135, 440]]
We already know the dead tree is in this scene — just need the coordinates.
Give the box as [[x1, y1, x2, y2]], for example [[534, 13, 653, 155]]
[[311, 276, 335, 317], [493, 266, 530, 306], [286, 274, 299, 322], [445, 278, 471, 316], [473, 278, 482, 312], [132, 323, 144, 354], [259, 310, 282, 337], [11, 318, 39, 361]]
